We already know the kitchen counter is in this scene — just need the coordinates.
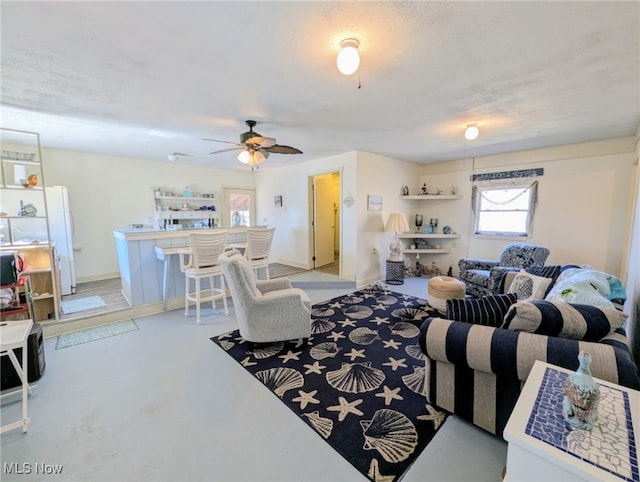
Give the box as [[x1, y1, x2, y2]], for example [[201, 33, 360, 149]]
[[113, 226, 253, 307]]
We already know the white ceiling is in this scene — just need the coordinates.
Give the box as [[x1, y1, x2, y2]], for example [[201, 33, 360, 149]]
[[1, 1, 638, 171]]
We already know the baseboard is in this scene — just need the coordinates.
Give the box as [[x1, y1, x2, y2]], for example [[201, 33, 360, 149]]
[[276, 258, 311, 269], [76, 272, 121, 284]]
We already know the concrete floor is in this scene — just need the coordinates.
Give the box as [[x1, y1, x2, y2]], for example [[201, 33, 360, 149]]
[[0, 278, 507, 481]]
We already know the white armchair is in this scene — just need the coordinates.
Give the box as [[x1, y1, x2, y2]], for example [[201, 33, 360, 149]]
[[219, 250, 311, 344]]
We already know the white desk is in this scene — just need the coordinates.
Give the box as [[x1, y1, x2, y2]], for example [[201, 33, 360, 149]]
[[503, 360, 639, 481], [0, 319, 33, 434]]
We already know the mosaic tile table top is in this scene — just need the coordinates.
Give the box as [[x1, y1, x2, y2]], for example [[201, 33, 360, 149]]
[[525, 366, 638, 482]]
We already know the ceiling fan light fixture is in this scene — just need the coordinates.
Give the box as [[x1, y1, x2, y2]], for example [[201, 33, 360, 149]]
[[464, 124, 479, 141], [238, 149, 266, 168], [337, 38, 360, 75]]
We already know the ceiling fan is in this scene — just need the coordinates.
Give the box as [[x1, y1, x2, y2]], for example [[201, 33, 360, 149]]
[[203, 120, 302, 169]]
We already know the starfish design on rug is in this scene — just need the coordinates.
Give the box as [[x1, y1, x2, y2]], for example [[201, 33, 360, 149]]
[[417, 404, 446, 430], [292, 389, 320, 409], [338, 318, 357, 328], [367, 458, 395, 482], [383, 339, 402, 350], [375, 386, 404, 406], [279, 350, 302, 363], [370, 316, 390, 326], [344, 348, 366, 361], [383, 357, 408, 371], [327, 331, 346, 342], [372, 303, 388, 311], [234, 336, 247, 344], [401, 300, 413, 307], [240, 356, 257, 367], [327, 396, 364, 422], [328, 301, 344, 309], [217, 333, 232, 340], [303, 361, 326, 375]]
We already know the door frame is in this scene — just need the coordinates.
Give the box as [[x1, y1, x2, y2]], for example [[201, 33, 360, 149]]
[[308, 170, 341, 273]]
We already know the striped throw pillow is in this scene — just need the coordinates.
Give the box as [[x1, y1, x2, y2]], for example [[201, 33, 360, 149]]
[[446, 293, 518, 327], [501, 300, 628, 341]]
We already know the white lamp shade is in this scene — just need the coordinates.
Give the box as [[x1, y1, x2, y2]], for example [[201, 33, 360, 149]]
[[464, 125, 479, 140], [337, 39, 360, 75], [238, 149, 266, 167], [385, 213, 410, 233]]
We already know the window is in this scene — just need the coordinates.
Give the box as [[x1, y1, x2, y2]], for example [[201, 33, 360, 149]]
[[474, 182, 537, 237], [222, 188, 255, 227]]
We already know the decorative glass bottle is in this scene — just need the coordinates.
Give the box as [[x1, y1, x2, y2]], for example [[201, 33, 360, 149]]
[[562, 351, 600, 430]]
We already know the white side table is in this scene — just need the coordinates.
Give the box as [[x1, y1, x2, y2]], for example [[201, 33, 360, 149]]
[[0, 318, 33, 434], [503, 360, 639, 482]]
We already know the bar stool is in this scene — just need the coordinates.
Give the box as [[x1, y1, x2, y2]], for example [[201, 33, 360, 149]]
[[178, 230, 229, 324]]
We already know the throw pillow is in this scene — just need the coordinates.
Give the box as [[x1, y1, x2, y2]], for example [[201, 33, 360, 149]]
[[507, 269, 553, 301], [446, 293, 518, 327], [501, 300, 628, 341]]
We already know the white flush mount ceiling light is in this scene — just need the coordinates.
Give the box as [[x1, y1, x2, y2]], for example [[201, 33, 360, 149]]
[[168, 152, 189, 162], [337, 38, 360, 75], [464, 124, 479, 141]]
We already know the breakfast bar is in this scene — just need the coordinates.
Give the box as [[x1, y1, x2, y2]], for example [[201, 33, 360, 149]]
[[113, 227, 249, 308]]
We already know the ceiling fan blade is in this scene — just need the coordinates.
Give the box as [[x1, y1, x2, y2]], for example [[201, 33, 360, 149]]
[[202, 138, 241, 146], [245, 135, 277, 148], [266, 144, 303, 154], [209, 147, 242, 155]]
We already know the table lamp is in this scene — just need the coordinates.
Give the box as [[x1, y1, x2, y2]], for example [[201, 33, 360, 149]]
[[385, 213, 410, 262]]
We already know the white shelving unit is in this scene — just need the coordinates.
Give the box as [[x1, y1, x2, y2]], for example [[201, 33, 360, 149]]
[[399, 193, 463, 275], [153, 192, 218, 230], [0, 128, 60, 322]]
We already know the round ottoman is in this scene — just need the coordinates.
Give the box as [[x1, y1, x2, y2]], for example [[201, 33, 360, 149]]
[[428, 276, 466, 313]]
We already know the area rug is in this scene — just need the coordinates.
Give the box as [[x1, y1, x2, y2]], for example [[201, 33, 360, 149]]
[[211, 288, 447, 482], [60, 295, 106, 314], [56, 320, 139, 349]]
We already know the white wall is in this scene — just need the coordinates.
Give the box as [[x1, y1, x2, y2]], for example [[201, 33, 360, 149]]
[[42, 147, 255, 282], [418, 137, 637, 276], [255, 151, 358, 277], [35, 136, 637, 287], [623, 126, 640, 365], [355, 151, 420, 285]]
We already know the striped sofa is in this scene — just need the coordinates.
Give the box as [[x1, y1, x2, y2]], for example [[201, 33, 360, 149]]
[[419, 318, 640, 437]]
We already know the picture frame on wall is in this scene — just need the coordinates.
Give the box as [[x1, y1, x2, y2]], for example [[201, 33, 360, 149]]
[[274, 195, 283, 207], [367, 195, 383, 211]]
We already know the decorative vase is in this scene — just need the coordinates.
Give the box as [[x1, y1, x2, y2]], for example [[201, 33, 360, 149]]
[[562, 351, 600, 430]]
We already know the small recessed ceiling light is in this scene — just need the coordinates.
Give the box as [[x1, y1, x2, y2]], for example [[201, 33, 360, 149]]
[[464, 124, 479, 141]]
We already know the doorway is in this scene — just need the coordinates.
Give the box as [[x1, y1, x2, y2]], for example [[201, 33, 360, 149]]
[[309, 171, 341, 275]]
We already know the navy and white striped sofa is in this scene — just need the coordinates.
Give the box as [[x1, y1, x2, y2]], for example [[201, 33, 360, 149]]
[[419, 315, 640, 437]]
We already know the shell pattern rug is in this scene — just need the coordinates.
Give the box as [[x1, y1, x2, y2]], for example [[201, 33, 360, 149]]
[[211, 288, 448, 482]]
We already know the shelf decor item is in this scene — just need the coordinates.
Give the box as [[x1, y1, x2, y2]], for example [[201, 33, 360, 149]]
[[562, 351, 600, 430]]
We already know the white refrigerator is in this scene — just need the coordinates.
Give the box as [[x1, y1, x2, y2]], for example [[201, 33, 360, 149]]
[[45, 186, 76, 295]]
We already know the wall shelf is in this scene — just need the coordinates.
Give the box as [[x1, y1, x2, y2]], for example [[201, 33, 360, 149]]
[[403, 248, 451, 254], [400, 194, 462, 200], [399, 233, 460, 239]]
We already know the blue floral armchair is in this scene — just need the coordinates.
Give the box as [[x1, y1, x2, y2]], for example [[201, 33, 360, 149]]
[[458, 243, 550, 297]]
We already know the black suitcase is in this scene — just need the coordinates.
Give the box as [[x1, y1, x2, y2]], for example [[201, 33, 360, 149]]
[[1, 322, 46, 390]]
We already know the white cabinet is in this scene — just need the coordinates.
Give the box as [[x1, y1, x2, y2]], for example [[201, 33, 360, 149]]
[[153, 191, 218, 230]]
